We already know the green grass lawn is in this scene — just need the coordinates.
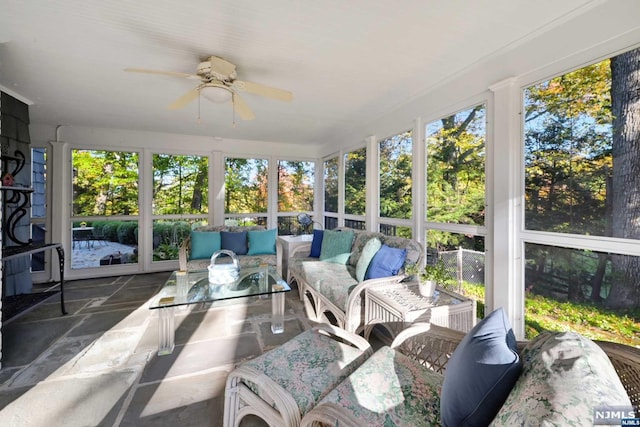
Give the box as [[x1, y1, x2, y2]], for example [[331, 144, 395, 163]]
[[458, 283, 640, 347]]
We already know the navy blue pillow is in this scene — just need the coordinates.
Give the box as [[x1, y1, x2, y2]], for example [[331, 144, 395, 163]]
[[365, 244, 406, 279], [309, 229, 324, 258], [220, 231, 248, 255], [440, 307, 522, 427]]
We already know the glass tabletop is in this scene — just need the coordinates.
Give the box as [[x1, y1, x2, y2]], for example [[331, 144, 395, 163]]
[[149, 266, 290, 309]]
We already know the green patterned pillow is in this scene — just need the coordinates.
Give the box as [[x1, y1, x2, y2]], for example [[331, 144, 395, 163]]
[[320, 230, 354, 264], [355, 237, 382, 282]]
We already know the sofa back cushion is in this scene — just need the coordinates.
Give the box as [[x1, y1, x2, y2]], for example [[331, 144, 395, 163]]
[[247, 228, 277, 255], [221, 231, 248, 255], [189, 231, 222, 260], [365, 244, 407, 280], [347, 229, 385, 268], [355, 237, 382, 282], [309, 229, 324, 258], [490, 331, 632, 426], [320, 229, 354, 264]]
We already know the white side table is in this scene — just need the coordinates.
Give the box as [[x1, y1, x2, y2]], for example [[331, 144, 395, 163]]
[[277, 234, 313, 282], [364, 281, 476, 342]]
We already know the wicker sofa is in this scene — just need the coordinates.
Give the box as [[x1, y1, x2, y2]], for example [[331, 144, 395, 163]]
[[298, 322, 640, 426], [178, 225, 283, 273], [288, 227, 424, 333]]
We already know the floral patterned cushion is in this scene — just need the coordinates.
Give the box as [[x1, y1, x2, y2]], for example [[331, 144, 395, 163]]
[[490, 331, 632, 426], [309, 346, 443, 426], [240, 328, 370, 416], [186, 253, 276, 271], [301, 261, 358, 310]]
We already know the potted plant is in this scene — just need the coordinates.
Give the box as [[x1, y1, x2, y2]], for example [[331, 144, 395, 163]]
[[409, 260, 450, 299]]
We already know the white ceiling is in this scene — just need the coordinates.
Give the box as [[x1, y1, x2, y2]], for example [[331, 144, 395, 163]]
[[0, 0, 635, 149]]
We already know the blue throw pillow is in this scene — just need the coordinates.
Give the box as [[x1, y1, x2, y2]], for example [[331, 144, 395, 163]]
[[247, 228, 277, 255], [319, 229, 354, 264], [309, 229, 324, 258], [440, 307, 522, 427], [365, 244, 407, 279], [220, 231, 248, 255], [189, 231, 221, 260]]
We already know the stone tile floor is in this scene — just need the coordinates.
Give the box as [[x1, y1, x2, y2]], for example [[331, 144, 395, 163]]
[[0, 272, 316, 426]]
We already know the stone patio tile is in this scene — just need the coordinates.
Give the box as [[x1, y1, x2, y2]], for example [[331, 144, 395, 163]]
[[105, 284, 159, 305], [140, 333, 262, 382], [0, 370, 136, 427], [63, 283, 122, 301], [10, 334, 97, 387], [119, 369, 228, 427], [259, 318, 306, 350], [67, 310, 142, 337], [12, 300, 86, 323], [1, 315, 84, 367]]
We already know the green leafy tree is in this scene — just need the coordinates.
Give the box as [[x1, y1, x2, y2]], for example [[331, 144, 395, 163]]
[[73, 150, 139, 216], [426, 105, 486, 249], [379, 131, 412, 220], [345, 148, 366, 215]]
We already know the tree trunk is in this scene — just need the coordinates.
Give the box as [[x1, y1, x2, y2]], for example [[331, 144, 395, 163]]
[[607, 48, 640, 309]]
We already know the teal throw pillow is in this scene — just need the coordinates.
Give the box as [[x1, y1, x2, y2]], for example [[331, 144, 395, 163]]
[[355, 237, 382, 282], [247, 228, 277, 255], [189, 231, 221, 260], [365, 244, 407, 279], [319, 229, 354, 264], [220, 231, 248, 255], [440, 307, 522, 427]]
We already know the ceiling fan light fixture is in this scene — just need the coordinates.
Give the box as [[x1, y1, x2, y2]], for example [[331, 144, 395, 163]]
[[200, 85, 232, 103]]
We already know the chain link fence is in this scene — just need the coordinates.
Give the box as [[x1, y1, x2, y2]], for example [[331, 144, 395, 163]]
[[436, 247, 485, 292]]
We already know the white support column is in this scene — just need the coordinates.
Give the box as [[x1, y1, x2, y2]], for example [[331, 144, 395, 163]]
[[211, 151, 224, 225], [50, 138, 69, 281], [412, 117, 426, 250], [488, 78, 525, 338], [365, 136, 378, 231]]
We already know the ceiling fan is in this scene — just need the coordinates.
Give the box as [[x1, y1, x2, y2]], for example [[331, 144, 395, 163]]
[[125, 55, 293, 121]]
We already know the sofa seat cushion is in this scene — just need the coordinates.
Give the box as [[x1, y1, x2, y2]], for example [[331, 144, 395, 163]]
[[186, 254, 276, 271], [490, 331, 632, 426], [302, 261, 358, 311], [310, 346, 443, 426]]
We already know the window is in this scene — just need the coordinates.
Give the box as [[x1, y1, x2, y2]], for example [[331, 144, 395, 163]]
[[344, 147, 366, 216], [424, 104, 487, 302], [225, 157, 268, 225], [379, 131, 412, 221], [152, 153, 208, 262], [426, 104, 486, 226], [277, 160, 315, 234], [71, 149, 139, 269], [323, 156, 338, 214], [153, 154, 208, 215], [522, 47, 640, 345]]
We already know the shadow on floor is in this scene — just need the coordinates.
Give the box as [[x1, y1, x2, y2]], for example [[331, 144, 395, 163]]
[[0, 272, 312, 426]]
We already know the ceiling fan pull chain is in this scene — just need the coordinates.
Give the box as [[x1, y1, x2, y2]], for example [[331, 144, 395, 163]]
[[197, 88, 202, 123], [232, 94, 237, 128]]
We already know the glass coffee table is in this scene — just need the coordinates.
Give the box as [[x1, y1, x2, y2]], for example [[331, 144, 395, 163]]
[[150, 266, 290, 355]]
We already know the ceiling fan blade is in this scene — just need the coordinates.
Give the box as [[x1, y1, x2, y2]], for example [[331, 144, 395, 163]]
[[124, 68, 199, 79], [234, 80, 293, 102], [168, 86, 201, 110], [232, 92, 255, 120], [206, 56, 236, 77]]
